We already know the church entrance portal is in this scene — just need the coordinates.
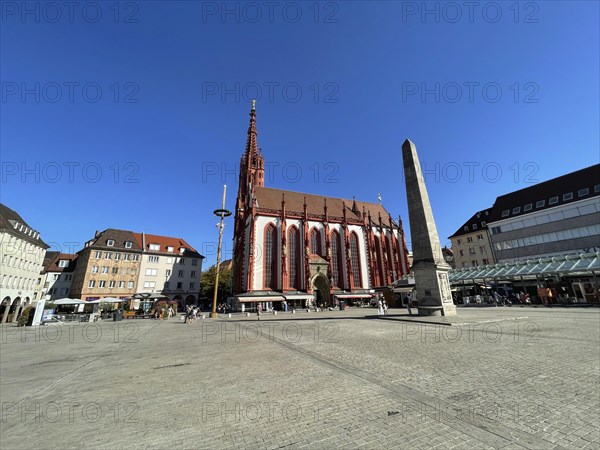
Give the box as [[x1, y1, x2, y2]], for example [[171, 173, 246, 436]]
[[311, 274, 331, 308]]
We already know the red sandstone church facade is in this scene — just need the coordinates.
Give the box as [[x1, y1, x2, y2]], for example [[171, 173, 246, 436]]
[[232, 103, 410, 311]]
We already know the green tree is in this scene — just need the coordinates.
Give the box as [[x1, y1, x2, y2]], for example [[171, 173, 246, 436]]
[[200, 264, 232, 304]]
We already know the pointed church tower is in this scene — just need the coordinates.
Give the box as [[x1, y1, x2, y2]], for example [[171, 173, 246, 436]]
[[236, 99, 265, 212], [234, 101, 265, 294]]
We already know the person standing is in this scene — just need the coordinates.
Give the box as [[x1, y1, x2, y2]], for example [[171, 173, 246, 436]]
[[257, 303, 262, 321], [377, 296, 384, 316], [382, 299, 389, 315]]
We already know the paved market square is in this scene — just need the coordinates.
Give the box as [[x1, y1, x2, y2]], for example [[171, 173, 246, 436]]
[[1, 307, 599, 449]]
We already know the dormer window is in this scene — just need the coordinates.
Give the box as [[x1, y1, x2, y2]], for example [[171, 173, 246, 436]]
[[179, 247, 186, 254], [472, 224, 477, 230], [536, 200, 545, 208], [125, 241, 133, 249], [563, 192, 573, 201], [58, 260, 69, 268], [549, 196, 559, 205], [523, 204, 532, 212], [481, 221, 487, 227], [107, 239, 115, 247], [167, 246, 174, 252], [149, 244, 160, 251], [512, 207, 521, 214], [501, 210, 510, 217]]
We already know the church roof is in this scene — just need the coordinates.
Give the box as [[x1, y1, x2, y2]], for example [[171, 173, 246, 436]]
[[253, 186, 397, 225]]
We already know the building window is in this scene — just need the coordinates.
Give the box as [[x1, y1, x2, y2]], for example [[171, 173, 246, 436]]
[[149, 256, 159, 263], [349, 232, 362, 288], [264, 224, 277, 289], [99, 281, 106, 288], [192, 259, 198, 266], [536, 200, 545, 208], [501, 210, 510, 217], [58, 260, 69, 268], [118, 281, 125, 288], [189, 282, 195, 289], [466, 237, 473, 243], [178, 270, 184, 278], [191, 270, 197, 277], [104, 252, 112, 259], [179, 258, 185, 265], [594, 184, 600, 193], [164, 282, 170, 290], [457, 239, 461, 245], [472, 261, 478, 267], [61, 288, 69, 295], [482, 259, 489, 265], [88, 280, 96, 288], [146, 268, 158, 276], [166, 269, 171, 277], [123, 254, 130, 261], [177, 282, 182, 289], [563, 192, 573, 201], [125, 241, 133, 249], [149, 244, 160, 251], [310, 228, 322, 255], [459, 250, 464, 257], [107, 239, 115, 247], [578, 188, 589, 197], [479, 246, 485, 254], [472, 224, 477, 230], [109, 280, 115, 288], [524, 203, 533, 212], [331, 230, 343, 288], [94, 251, 102, 259], [288, 227, 300, 290], [112, 267, 118, 274], [132, 255, 139, 261], [512, 207, 521, 214], [477, 234, 483, 240], [102, 266, 109, 274], [143, 281, 156, 289], [128, 281, 134, 289], [114, 253, 120, 260], [91, 266, 99, 274], [549, 196, 559, 205]]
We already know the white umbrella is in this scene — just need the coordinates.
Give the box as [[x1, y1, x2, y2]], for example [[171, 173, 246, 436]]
[[52, 298, 85, 305]]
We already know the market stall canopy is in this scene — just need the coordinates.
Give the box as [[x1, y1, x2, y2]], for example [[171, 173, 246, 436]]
[[85, 298, 128, 304], [131, 292, 167, 300], [52, 298, 85, 305]]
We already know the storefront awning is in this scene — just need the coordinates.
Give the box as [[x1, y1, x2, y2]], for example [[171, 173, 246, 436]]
[[283, 294, 313, 300], [449, 252, 600, 283], [236, 296, 285, 303], [334, 293, 373, 299]]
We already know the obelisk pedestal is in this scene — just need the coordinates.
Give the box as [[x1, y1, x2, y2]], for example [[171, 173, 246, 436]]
[[402, 139, 456, 317]]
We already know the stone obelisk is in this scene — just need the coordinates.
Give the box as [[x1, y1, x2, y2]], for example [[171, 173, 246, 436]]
[[402, 139, 456, 316]]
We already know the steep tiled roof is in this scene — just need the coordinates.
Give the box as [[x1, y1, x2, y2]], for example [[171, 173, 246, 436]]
[[448, 208, 492, 238], [488, 164, 600, 222], [253, 187, 397, 225], [0, 203, 49, 248], [133, 232, 204, 258], [84, 229, 142, 252], [42, 252, 78, 273]]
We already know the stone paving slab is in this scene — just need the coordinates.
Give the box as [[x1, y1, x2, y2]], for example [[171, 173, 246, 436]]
[[1, 308, 599, 449]]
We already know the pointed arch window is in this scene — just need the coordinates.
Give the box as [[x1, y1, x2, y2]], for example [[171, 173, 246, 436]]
[[288, 227, 300, 290], [349, 232, 362, 288], [264, 224, 277, 289], [374, 235, 385, 286], [310, 228, 322, 255], [331, 230, 343, 288]]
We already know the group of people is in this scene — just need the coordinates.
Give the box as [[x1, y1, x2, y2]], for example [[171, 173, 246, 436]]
[[154, 305, 175, 320], [184, 305, 199, 323], [376, 296, 389, 316]]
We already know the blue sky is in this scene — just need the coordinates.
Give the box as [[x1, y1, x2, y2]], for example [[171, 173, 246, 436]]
[[1, 1, 598, 266]]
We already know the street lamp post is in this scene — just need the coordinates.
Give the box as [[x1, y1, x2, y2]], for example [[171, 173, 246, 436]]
[[210, 184, 232, 319]]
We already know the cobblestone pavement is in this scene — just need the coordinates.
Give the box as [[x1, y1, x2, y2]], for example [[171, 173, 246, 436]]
[[1, 307, 598, 449]]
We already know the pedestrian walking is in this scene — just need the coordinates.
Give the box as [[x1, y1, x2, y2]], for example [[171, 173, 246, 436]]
[[382, 299, 389, 315], [257, 303, 262, 321], [377, 297, 384, 316], [405, 293, 413, 316], [167, 305, 174, 320]]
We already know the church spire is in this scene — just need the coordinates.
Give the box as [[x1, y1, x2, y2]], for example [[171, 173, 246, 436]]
[[244, 99, 259, 159]]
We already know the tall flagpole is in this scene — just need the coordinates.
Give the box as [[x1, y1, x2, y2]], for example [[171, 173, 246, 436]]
[[211, 185, 231, 318]]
